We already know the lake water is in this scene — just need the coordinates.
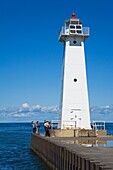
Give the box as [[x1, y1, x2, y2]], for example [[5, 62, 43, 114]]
[[0, 122, 50, 170], [0, 122, 113, 169]]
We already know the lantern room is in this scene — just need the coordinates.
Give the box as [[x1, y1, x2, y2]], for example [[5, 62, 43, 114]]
[[58, 13, 89, 42]]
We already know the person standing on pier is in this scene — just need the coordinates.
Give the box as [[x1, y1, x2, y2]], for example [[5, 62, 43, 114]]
[[44, 121, 51, 137], [44, 120, 48, 136], [47, 121, 51, 137], [36, 121, 40, 135], [31, 121, 37, 134]]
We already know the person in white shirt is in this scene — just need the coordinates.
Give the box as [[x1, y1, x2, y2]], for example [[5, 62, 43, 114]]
[[31, 121, 37, 134]]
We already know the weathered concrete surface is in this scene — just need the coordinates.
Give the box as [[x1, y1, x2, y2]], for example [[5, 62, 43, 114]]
[[30, 135, 113, 170], [49, 129, 106, 137]]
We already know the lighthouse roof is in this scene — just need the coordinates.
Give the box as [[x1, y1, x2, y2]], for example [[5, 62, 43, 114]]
[[65, 13, 82, 25]]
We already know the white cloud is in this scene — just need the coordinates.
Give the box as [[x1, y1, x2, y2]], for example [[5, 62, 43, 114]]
[[90, 105, 113, 121], [19, 103, 30, 112], [31, 104, 42, 112], [47, 105, 59, 112], [22, 103, 30, 109], [31, 104, 59, 113], [12, 112, 34, 117], [104, 105, 110, 108], [0, 103, 113, 122], [0, 103, 59, 122]]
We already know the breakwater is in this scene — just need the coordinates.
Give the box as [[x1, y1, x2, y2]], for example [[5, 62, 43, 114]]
[[31, 134, 113, 170]]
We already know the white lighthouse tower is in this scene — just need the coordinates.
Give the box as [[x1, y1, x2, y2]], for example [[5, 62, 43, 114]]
[[59, 13, 91, 129]]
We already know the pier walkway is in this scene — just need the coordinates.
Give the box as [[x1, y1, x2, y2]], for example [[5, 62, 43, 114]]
[[31, 135, 113, 170]]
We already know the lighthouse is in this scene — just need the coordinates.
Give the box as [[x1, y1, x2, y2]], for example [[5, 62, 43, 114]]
[[58, 13, 91, 129]]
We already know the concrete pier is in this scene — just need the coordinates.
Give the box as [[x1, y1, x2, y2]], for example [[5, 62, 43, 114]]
[[30, 135, 113, 170]]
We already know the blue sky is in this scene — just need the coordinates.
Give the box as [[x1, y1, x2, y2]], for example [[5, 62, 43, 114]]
[[0, 0, 113, 121]]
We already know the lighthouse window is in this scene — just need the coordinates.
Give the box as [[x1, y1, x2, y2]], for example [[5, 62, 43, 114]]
[[70, 40, 81, 46], [77, 30, 82, 34], [73, 41, 77, 44], [70, 30, 75, 34], [76, 25, 81, 29], [74, 78, 77, 82], [70, 25, 75, 29]]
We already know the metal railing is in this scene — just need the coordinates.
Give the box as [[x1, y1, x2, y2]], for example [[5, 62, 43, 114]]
[[51, 120, 76, 129], [91, 121, 105, 130], [51, 120, 106, 130], [59, 26, 90, 39]]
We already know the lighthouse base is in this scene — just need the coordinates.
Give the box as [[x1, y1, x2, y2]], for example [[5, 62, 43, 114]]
[[49, 129, 106, 137]]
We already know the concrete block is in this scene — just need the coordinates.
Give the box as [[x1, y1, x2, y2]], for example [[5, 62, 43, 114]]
[[88, 130, 96, 137], [78, 129, 89, 137], [49, 129, 107, 138], [96, 130, 107, 136]]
